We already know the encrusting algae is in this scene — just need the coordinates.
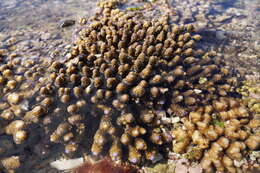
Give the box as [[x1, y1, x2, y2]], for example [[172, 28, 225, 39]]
[[0, 0, 259, 172]]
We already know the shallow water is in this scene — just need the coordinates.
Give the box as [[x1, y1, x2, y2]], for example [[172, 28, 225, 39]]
[[0, 0, 259, 71], [0, 0, 259, 172]]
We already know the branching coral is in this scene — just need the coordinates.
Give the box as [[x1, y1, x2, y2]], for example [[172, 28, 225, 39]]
[[172, 97, 260, 172]]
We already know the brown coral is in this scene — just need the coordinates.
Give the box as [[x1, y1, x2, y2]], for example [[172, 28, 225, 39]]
[[0, 1, 259, 173], [172, 97, 259, 172]]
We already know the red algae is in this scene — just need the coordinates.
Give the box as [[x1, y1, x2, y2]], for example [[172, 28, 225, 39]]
[[73, 159, 138, 173]]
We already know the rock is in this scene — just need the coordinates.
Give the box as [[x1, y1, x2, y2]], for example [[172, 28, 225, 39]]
[[50, 157, 84, 170], [249, 151, 260, 161], [0, 102, 9, 110], [234, 159, 245, 167], [143, 160, 177, 173], [172, 117, 180, 123], [175, 159, 202, 173], [0, 110, 14, 120], [171, 15, 180, 22], [0, 49, 8, 55], [194, 89, 202, 94], [65, 44, 71, 49], [0, 136, 15, 155], [1, 156, 21, 170], [6, 37, 17, 45], [60, 19, 75, 28], [19, 40, 32, 51], [188, 164, 203, 173], [194, 13, 206, 21], [194, 22, 208, 31], [143, 163, 169, 173], [7, 93, 22, 104], [214, 15, 231, 23], [41, 33, 51, 40], [215, 30, 227, 40]]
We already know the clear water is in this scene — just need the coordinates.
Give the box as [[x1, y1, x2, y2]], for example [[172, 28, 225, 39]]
[[0, 0, 259, 71]]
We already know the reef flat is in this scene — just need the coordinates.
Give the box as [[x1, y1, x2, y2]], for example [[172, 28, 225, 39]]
[[0, 0, 259, 173]]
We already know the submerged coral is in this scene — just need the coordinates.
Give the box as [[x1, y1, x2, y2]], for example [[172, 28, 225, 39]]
[[0, 0, 259, 172], [172, 97, 260, 172]]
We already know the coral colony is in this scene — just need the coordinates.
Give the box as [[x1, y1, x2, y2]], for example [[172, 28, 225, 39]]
[[0, 0, 259, 172]]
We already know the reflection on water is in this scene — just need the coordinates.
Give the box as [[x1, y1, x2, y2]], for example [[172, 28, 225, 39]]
[[0, 0, 99, 66], [0, 0, 97, 31], [0, 0, 258, 64]]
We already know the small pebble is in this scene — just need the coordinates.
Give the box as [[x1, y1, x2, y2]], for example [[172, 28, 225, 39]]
[[1, 156, 20, 170], [7, 93, 22, 104], [60, 19, 76, 28]]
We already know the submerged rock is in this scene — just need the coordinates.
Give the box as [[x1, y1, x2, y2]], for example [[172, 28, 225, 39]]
[[60, 19, 76, 28]]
